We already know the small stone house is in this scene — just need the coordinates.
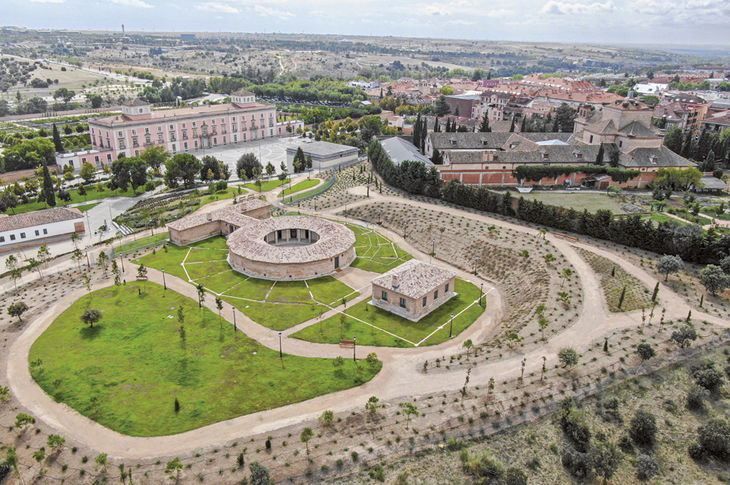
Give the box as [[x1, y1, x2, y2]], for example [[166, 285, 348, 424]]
[[371, 260, 456, 321]]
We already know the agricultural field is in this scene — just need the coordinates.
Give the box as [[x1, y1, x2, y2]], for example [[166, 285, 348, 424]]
[[292, 278, 485, 347], [577, 247, 653, 312], [29, 282, 381, 436]]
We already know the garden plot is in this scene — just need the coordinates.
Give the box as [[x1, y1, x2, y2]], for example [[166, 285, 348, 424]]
[[341, 201, 583, 351], [298, 162, 371, 211], [576, 247, 653, 312]]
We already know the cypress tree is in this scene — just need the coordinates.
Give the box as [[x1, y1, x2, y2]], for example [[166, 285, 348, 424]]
[[551, 116, 559, 132], [519, 116, 526, 133], [413, 113, 421, 150], [651, 282, 659, 302], [596, 143, 604, 164], [478, 114, 491, 133], [509, 117, 515, 132], [41, 160, 56, 207], [52, 123, 63, 153], [433, 116, 440, 132], [618, 286, 626, 309]]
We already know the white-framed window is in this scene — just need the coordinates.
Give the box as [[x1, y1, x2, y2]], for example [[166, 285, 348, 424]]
[[381, 291, 388, 301], [434, 290, 439, 300], [422, 296, 427, 307], [399, 297, 406, 309]]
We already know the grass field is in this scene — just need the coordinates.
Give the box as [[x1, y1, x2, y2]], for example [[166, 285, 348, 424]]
[[577, 247, 652, 312], [243, 178, 289, 192], [29, 282, 381, 436], [115, 232, 170, 256], [347, 223, 412, 273], [76, 202, 100, 212], [135, 237, 359, 331], [280, 179, 320, 197], [292, 278, 484, 347], [11, 185, 140, 214], [511, 191, 631, 214]]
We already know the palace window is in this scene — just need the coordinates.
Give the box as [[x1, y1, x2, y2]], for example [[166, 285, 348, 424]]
[[381, 291, 388, 301], [399, 297, 406, 309]]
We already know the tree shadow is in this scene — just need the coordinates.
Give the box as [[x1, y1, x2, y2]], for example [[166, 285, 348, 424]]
[[80, 325, 102, 340]]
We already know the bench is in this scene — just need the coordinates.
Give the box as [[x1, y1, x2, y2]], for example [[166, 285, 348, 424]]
[[339, 340, 355, 348], [553, 233, 578, 243]]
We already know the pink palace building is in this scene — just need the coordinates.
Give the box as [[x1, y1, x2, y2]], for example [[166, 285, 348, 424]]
[[56, 90, 303, 171]]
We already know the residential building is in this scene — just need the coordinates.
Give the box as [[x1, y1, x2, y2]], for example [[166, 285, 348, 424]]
[[0, 207, 85, 253], [371, 260, 456, 321]]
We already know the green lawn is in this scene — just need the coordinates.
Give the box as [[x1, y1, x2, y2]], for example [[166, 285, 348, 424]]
[[192, 187, 243, 210], [267, 281, 312, 303], [243, 178, 290, 192], [11, 185, 140, 214], [221, 277, 274, 300], [115, 232, 170, 256], [135, 243, 190, 281], [222, 298, 327, 331], [76, 202, 100, 212], [280, 179, 320, 197], [307, 276, 358, 305], [293, 278, 484, 347], [644, 212, 686, 226], [29, 282, 381, 436], [511, 191, 631, 214], [347, 223, 412, 273]]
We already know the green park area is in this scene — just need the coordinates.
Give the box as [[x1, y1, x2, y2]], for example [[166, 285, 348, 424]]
[[11, 184, 141, 214], [577, 248, 652, 312], [115, 231, 170, 256], [243, 178, 289, 192], [280, 179, 320, 197], [347, 223, 412, 273], [513, 191, 630, 214], [29, 282, 381, 436], [292, 278, 485, 347], [134, 235, 360, 331]]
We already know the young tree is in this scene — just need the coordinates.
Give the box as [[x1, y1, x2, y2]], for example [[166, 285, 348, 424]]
[[236, 153, 262, 180], [7, 301, 28, 322], [196, 283, 205, 308], [96, 251, 109, 274], [558, 347, 579, 368], [111, 259, 121, 285], [657, 255, 683, 281], [46, 434, 65, 453], [365, 395, 382, 414], [538, 316, 548, 340], [165, 457, 183, 483], [463, 339, 474, 358], [71, 248, 84, 270], [81, 308, 102, 328], [300, 427, 314, 454], [401, 402, 419, 429], [139, 145, 170, 172], [5, 446, 19, 483], [25, 257, 43, 281], [478, 114, 491, 133], [14, 412, 35, 430], [80, 161, 96, 184], [319, 410, 334, 428], [95, 453, 108, 473], [136, 264, 148, 280], [215, 296, 223, 326]]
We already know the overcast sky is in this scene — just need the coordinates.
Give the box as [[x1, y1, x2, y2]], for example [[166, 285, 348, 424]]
[[8, 0, 730, 46]]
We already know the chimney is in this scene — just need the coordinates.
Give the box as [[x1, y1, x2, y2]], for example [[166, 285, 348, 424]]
[[392, 274, 400, 288]]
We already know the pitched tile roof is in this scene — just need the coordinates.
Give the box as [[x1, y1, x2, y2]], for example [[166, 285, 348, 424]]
[[372, 260, 455, 300], [0, 207, 83, 232]]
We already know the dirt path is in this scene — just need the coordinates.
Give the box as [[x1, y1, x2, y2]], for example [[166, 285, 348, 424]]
[[4, 190, 728, 460]]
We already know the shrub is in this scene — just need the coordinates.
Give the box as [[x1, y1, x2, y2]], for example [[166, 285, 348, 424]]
[[629, 410, 657, 447], [690, 361, 725, 392], [686, 385, 709, 410], [560, 405, 591, 452], [637, 343, 655, 361], [503, 467, 528, 485], [618, 435, 635, 454], [597, 397, 622, 423], [249, 462, 272, 485], [463, 452, 504, 481], [368, 464, 385, 482], [636, 454, 658, 480], [561, 445, 592, 478], [144, 181, 155, 192], [696, 419, 730, 460], [216, 181, 228, 191]]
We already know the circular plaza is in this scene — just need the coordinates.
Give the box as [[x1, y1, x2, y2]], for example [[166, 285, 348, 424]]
[[226, 215, 356, 280]]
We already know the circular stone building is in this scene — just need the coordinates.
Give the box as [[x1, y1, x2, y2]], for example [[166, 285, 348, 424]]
[[227, 215, 356, 280]]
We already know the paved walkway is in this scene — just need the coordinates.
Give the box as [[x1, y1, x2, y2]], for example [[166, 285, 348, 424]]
[[5, 189, 730, 459]]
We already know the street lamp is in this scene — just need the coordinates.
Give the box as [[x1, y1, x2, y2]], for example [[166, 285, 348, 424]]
[[120, 255, 125, 273], [232, 306, 237, 330], [449, 313, 454, 338], [480, 282, 484, 306], [278, 332, 283, 359], [431, 238, 435, 264], [353, 336, 357, 362], [85, 249, 91, 269], [161, 268, 167, 291]]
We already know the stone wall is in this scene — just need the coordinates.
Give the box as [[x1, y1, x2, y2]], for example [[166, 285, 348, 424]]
[[228, 245, 355, 281]]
